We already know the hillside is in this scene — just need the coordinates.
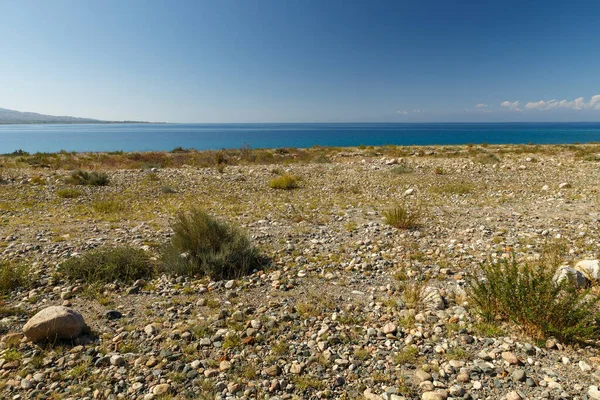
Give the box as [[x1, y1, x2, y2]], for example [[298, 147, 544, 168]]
[[0, 107, 144, 124]]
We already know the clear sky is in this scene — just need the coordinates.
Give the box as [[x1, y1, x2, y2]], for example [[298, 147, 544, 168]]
[[1, 0, 600, 123]]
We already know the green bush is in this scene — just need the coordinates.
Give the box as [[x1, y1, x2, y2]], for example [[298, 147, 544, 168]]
[[0, 261, 29, 293], [468, 257, 600, 343], [67, 170, 110, 186], [383, 204, 421, 229], [269, 174, 299, 190], [56, 188, 82, 198], [161, 208, 266, 279], [58, 246, 153, 284]]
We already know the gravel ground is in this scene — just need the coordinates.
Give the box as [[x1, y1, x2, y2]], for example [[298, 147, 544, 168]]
[[1, 145, 600, 400]]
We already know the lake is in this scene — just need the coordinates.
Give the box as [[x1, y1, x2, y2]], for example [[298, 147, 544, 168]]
[[1, 122, 600, 153]]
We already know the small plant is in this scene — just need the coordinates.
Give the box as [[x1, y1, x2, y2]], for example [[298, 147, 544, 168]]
[[383, 204, 421, 229], [161, 186, 177, 194], [434, 166, 445, 175], [58, 246, 154, 284], [391, 164, 413, 174], [474, 153, 501, 165], [146, 172, 160, 182], [353, 347, 370, 361], [432, 181, 476, 195], [468, 256, 600, 343], [446, 347, 470, 360], [393, 346, 419, 365], [67, 170, 110, 186], [92, 199, 124, 214], [161, 208, 266, 279], [272, 341, 289, 355], [269, 174, 299, 190], [0, 261, 29, 293], [222, 333, 241, 349], [0, 301, 25, 318], [56, 188, 82, 199], [30, 175, 46, 185], [293, 375, 326, 391], [474, 322, 505, 337], [399, 272, 428, 309]]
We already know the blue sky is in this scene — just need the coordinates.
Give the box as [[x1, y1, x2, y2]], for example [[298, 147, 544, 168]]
[[1, 0, 600, 122]]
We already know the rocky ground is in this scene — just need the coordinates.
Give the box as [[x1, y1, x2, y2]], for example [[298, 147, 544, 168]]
[[1, 144, 600, 400]]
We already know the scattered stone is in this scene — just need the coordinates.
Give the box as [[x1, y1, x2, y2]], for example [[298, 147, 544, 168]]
[[105, 310, 123, 320], [152, 384, 172, 396]]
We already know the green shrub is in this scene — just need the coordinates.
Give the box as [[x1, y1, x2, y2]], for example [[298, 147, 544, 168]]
[[434, 166, 445, 175], [58, 246, 153, 284], [161, 208, 266, 279], [391, 164, 413, 174], [67, 170, 110, 186], [56, 188, 82, 198], [0, 261, 29, 293], [383, 204, 421, 229], [468, 257, 600, 343], [269, 174, 299, 190]]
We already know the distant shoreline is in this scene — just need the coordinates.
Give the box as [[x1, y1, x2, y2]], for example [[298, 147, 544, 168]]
[[0, 121, 159, 125]]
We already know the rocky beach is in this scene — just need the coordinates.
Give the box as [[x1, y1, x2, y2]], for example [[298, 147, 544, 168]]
[[1, 143, 600, 400]]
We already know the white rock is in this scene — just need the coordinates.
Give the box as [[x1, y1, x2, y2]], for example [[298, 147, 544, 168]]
[[579, 360, 592, 372], [363, 388, 383, 400], [588, 385, 600, 400], [574, 260, 600, 280], [23, 306, 86, 342]]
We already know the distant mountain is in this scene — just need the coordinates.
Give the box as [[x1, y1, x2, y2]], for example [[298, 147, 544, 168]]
[[0, 107, 145, 124]]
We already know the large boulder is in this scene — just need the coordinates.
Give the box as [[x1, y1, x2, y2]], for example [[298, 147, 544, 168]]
[[23, 306, 86, 343], [554, 266, 589, 289], [574, 260, 600, 281]]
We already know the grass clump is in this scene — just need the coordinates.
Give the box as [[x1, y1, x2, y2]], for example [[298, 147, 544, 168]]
[[58, 246, 153, 284], [56, 188, 82, 199], [474, 152, 501, 164], [468, 256, 600, 343], [0, 261, 29, 293], [393, 346, 419, 365], [391, 163, 413, 174], [293, 375, 326, 391], [66, 170, 110, 186], [161, 186, 177, 194], [432, 181, 476, 195], [161, 208, 266, 280], [92, 199, 124, 214], [383, 204, 421, 229], [269, 174, 299, 190]]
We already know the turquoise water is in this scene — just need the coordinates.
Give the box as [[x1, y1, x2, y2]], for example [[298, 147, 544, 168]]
[[1, 122, 600, 153]]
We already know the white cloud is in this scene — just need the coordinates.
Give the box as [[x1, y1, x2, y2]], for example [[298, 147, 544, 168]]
[[525, 94, 600, 111], [397, 109, 422, 115], [475, 103, 488, 108], [500, 100, 521, 111]]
